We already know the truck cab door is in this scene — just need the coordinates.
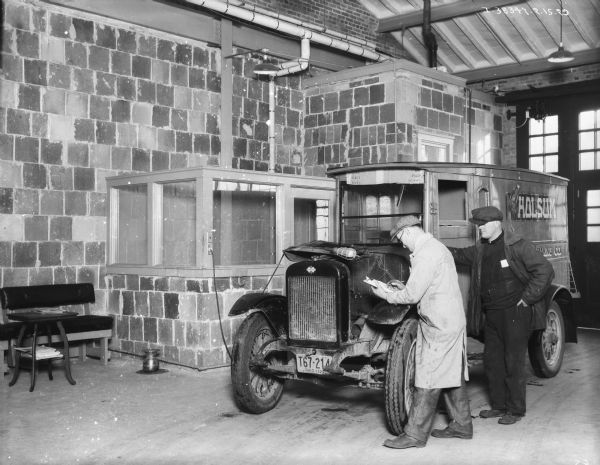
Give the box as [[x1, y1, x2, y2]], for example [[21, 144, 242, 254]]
[[428, 172, 472, 247]]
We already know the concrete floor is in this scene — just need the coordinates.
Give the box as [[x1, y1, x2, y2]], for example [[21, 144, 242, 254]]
[[1, 329, 599, 465]]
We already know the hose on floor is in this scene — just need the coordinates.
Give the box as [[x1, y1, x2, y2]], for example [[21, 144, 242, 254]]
[[211, 250, 232, 362]]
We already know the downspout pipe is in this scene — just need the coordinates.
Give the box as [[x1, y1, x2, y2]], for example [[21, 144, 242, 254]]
[[182, 0, 388, 62], [265, 38, 310, 172], [227, 0, 377, 49]]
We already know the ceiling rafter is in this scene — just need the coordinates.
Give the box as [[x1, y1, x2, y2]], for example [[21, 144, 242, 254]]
[[455, 48, 600, 83], [376, 0, 527, 32]]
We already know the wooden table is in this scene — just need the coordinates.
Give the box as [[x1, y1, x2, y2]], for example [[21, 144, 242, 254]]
[[8, 311, 78, 392]]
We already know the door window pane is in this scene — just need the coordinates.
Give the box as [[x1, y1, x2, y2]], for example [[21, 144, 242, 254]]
[[117, 184, 148, 264], [587, 208, 600, 224], [587, 191, 600, 242], [579, 132, 595, 150], [588, 226, 600, 242], [588, 190, 600, 207], [579, 110, 595, 130], [580, 152, 595, 171], [528, 116, 558, 173], [545, 115, 558, 133], [529, 136, 544, 154], [578, 109, 600, 171], [529, 118, 544, 135], [529, 156, 544, 172], [212, 181, 276, 266], [545, 135, 558, 153], [162, 181, 196, 266], [545, 155, 558, 173]]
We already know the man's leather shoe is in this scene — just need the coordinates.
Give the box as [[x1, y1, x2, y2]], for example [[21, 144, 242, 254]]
[[498, 413, 522, 425], [383, 434, 426, 449], [431, 426, 473, 439], [479, 409, 505, 418]]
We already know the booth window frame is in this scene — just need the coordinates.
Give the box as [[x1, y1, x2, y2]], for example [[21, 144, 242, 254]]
[[106, 166, 336, 278]]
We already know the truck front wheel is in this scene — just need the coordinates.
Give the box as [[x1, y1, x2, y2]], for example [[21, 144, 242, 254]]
[[385, 317, 418, 435], [528, 301, 565, 378], [231, 312, 284, 413]]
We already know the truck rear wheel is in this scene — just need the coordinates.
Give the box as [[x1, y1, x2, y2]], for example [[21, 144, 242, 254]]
[[384, 317, 418, 435], [231, 312, 284, 413], [528, 301, 565, 378]]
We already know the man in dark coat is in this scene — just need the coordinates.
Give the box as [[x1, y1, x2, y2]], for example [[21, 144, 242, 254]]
[[449, 206, 554, 425]]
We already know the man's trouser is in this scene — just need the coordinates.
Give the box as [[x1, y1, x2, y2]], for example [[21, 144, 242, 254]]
[[483, 303, 532, 416], [404, 377, 472, 443]]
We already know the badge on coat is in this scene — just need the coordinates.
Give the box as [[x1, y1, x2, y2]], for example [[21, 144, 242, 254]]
[[500, 259, 509, 268]]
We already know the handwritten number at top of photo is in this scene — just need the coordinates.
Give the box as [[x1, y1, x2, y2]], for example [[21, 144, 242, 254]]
[[481, 6, 569, 16]]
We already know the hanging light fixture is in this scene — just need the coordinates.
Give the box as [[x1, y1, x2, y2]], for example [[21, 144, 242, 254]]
[[547, 0, 574, 63]]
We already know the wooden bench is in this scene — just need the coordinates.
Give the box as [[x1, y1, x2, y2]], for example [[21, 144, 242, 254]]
[[0, 284, 114, 375]]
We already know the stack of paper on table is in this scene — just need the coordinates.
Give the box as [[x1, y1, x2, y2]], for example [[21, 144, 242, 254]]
[[15, 345, 62, 359]]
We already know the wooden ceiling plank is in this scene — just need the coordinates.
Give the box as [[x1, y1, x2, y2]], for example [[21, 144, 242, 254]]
[[564, 12, 597, 48], [431, 23, 478, 69], [392, 28, 429, 67], [455, 49, 600, 83], [504, 13, 548, 57], [453, 17, 499, 65], [376, 0, 527, 32], [476, 12, 522, 63]]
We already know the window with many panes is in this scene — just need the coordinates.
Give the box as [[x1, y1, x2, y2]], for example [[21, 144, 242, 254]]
[[107, 167, 335, 277], [587, 190, 600, 242], [578, 109, 600, 171], [528, 115, 558, 173]]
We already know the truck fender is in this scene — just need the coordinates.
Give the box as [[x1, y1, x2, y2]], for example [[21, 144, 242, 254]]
[[228, 293, 288, 335], [546, 284, 577, 343], [365, 302, 413, 325]]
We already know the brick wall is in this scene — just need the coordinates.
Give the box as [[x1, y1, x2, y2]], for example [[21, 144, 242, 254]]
[[302, 63, 504, 174], [0, 0, 305, 370], [239, 0, 403, 57], [0, 0, 223, 365], [230, 58, 303, 174]]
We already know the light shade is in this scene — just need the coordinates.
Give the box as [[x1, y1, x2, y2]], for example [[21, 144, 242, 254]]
[[547, 44, 574, 63], [253, 62, 280, 75]]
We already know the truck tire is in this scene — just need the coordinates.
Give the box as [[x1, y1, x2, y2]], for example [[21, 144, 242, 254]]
[[528, 301, 565, 378], [231, 312, 284, 413], [384, 317, 418, 435]]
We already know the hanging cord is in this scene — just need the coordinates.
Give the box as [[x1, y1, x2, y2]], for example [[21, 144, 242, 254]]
[[211, 250, 233, 362], [262, 252, 286, 293]]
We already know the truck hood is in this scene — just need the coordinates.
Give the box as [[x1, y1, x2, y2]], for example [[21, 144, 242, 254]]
[[283, 241, 410, 262]]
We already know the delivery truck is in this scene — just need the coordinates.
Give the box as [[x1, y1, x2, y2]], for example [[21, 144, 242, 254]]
[[229, 162, 578, 434]]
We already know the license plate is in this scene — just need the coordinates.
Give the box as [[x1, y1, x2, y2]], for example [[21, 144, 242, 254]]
[[296, 354, 332, 375]]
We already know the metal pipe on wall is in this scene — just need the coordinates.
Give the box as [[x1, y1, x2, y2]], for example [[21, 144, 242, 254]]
[[181, 0, 389, 62]]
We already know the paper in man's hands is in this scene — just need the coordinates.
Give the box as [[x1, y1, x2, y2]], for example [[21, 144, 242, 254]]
[[363, 277, 393, 292]]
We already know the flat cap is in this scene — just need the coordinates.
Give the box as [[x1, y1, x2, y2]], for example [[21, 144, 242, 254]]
[[469, 206, 503, 225], [390, 214, 421, 238]]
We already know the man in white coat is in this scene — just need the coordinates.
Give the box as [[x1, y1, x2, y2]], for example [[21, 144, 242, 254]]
[[370, 214, 473, 449]]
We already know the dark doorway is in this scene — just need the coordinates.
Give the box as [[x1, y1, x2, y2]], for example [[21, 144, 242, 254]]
[[512, 83, 600, 328]]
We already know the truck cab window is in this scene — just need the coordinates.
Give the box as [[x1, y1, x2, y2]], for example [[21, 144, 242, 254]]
[[439, 180, 467, 222], [340, 183, 423, 244]]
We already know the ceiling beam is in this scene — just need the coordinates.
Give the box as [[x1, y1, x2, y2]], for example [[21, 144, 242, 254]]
[[377, 0, 527, 33], [455, 49, 600, 83], [496, 79, 600, 103]]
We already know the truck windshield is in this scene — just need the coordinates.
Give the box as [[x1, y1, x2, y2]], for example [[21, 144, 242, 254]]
[[340, 182, 424, 244]]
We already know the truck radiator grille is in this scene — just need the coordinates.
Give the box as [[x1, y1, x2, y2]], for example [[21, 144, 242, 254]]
[[288, 276, 337, 343]]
